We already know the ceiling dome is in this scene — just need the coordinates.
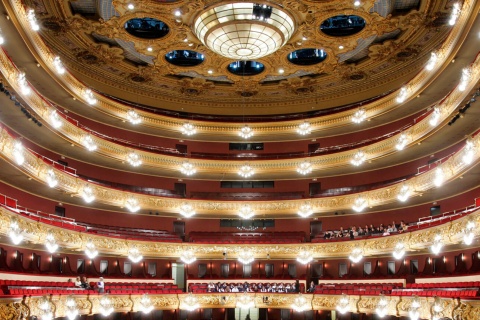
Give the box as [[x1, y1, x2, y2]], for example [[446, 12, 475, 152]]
[[193, 2, 295, 60]]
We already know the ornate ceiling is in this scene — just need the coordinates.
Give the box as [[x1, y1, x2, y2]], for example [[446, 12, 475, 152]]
[[28, 0, 454, 115]]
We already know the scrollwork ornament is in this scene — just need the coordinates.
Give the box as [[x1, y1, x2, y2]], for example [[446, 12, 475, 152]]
[[0, 301, 29, 320]]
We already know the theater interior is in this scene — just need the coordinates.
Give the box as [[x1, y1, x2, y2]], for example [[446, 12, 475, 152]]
[[0, 0, 479, 319]]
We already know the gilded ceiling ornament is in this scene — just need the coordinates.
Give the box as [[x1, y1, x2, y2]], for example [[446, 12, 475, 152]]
[[280, 77, 316, 95], [179, 78, 214, 96]]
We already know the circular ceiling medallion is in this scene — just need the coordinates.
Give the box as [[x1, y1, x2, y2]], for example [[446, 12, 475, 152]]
[[165, 50, 205, 67], [288, 48, 328, 66], [227, 60, 265, 76], [320, 15, 366, 37], [193, 3, 295, 60], [124, 18, 169, 39]]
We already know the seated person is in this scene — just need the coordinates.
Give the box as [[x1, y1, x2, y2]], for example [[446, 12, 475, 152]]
[[259, 284, 267, 292], [97, 277, 105, 293], [207, 282, 216, 292], [74, 277, 82, 288], [80, 277, 90, 289], [307, 281, 315, 293]]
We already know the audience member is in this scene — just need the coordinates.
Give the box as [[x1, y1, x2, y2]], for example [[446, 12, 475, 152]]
[[97, 277, 105, 293]]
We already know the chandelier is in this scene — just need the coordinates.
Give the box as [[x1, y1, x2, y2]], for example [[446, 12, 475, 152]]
[[52, 56, 66, 74], [296, 251, 313, 265], [38, 295, 54, 320], [64, 295, 79, 320], [433, 167, 444, 187], [83, 89, 97, 105], [82, 134, 97, 151], [125, 197, 140, 213], [81, 185, 95, 203], [350, 150, 366, 166], [336, 294, 350, 315], [375, 295, 389, 318], [351, 108, 366, 123], [463, 221, 476, 245], [395, 133, 409, 150], [12, 141, 25, 165], [462, 139, 476, 165], [182, 293, 199, 311], [194, 3, 295, 60], [429, 107, 441, 126], [397, 184, 411, 202], [408, 296, 421, 320], [236, 292, 255, 309], [238, 250, 255, 264], [349, 248, 363, 263], [181, 122, 197, 136], [297, 203, 313, 218], [180, 250, 197, 264], [46, 169, 58, 188], [296, 161, 313, 175], [239, 125, 254, 139], [17, 72, 30, 95], [238, 164, 254, 178], [84, 241, 98, 259], [296, 121, 312, 135], [292, 293, 310, 312], [179, 203, 196, 218], [425, 51, 438, 71], [392, 242, 406, 260], [45, 233, 59, 253], [396, 86, 408, 103], [27, 9, 40, 31], [238, 204, 255, 219], [128, 247, 143, 263], [430, 234, 443, 254], [139, 294, 154, 314], [352, 196, 367, 212], [49, 110, 62, 129], [126, 152, 142, 167], [99, 295, 114, 317], [458, 67, 471, 92], [9, 219, 24, 245], [127, 109, 142, 124], [180, 162, 196, 175]]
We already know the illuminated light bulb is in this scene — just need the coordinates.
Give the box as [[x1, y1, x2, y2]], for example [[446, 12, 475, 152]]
[[296, 161, 312, 175], [238, 205, 255, 219], [45, 233, 59, 253], [127, 109, 142, 125], [180, 162, 196, 175], [236, 292, 255, 309], [352, 108, 366, 123], [433, 167, 444, 187], [238, 250, 255, 264], [128, 247, 143, 263], [392, 242, 405, 260], [174, 10, 181, 17], [349, 248, 363, 263], [99, 295, 114, 316], [448, 3, 460, 26], [53, 56, 66, 74], [38, 296, 54, 320], [180, 250, 196, 264], [83, 89, 97, 105], [238, 164, 254, 178], [375, 295, 389, 318], [462, 139, 475, 165], [352, 196, 367, 212], [351, 150, 366, 166], [46, 169, 58, 188], [297, 203, 313, 218], [425, 52, 438, 71], [296, 251, 313, 264], [17, 73, 31, 95], [182, 293, 199, 311], [82, 186, 95, 203], [430, 234, 443, 254], [296, 121, 312, 135], [179, 203, 196, 218], [353, 1, 361, 6], [126, 152, 142, 167], [9, 220, 23, 245], [396, 86, 408, 103], [239, 125, 254, 139], [181, 122, 196, 136], [397, 184, 411, 202], [429, 107, 440, 126], [49, 110, 62, 129], [0, 33, 4, 45], [458, 67, 471, 92], [27, 9, 40, 31], [395, 133, 408, 150], [127, 3, 134, 10], [12, 141, 25, 165], [292, 293, 309, 312], [84, 241, 98, 259], [65, 295, 79, 320], [82, 134, 97, 152], [125, 197, 140, 213]]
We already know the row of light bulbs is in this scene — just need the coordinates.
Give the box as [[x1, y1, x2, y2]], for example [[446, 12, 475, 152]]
[[8, 4, 467, 143]]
